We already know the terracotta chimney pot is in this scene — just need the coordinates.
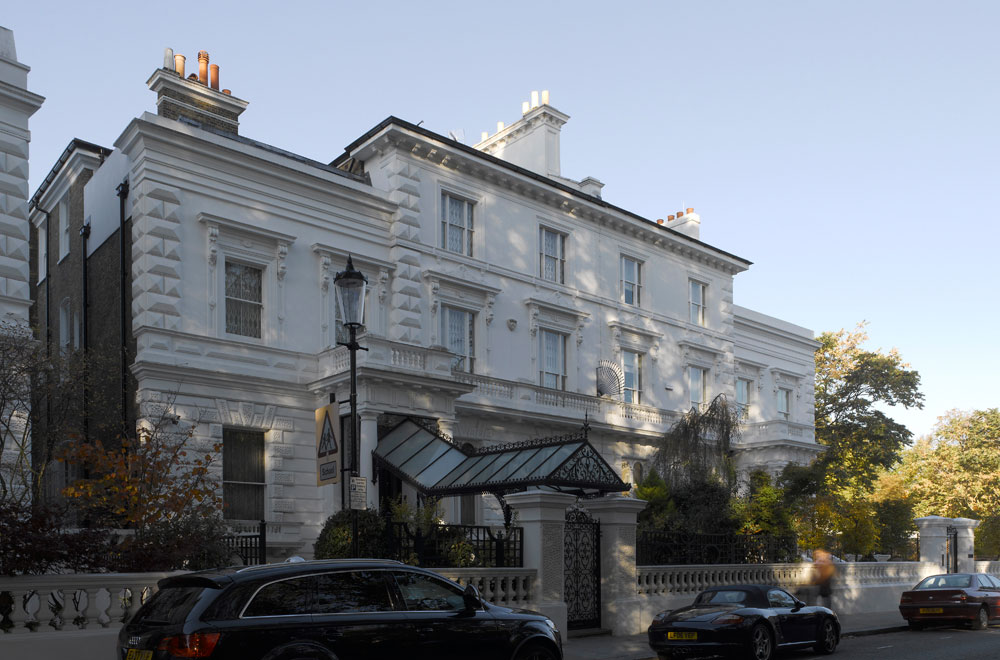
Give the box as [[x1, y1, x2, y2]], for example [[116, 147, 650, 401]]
[[174, 54, 186, 78], [198, 50, 209, 85], [210, 64, 219, 90], [686, 207, 694, 214], [656, 219, 664, 225]]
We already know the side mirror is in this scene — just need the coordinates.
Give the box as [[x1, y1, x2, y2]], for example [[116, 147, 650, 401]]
[[463, 583, 482, 611], [793, 598, 806, 610]]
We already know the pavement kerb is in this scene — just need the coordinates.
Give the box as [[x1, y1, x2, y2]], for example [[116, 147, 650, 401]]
[[841, 624, 909, 638]]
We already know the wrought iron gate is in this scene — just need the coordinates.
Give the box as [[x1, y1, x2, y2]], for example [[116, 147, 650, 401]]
[[946, 525, 958, 573], [564, 506, 601, 630]]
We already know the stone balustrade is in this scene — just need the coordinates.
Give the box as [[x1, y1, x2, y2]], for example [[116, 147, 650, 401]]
[[0, 572, 182, 634], [453, 371, 675, 429], [0, 567, 534, 634], [435, 567, 537, 609], [635, 561, 940, 628]]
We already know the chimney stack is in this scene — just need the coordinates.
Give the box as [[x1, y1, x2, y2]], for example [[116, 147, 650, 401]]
[[149, 47, 248, 134]]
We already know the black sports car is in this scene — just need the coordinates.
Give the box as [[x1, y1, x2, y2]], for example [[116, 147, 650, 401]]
[[647, 584, 839, 660]]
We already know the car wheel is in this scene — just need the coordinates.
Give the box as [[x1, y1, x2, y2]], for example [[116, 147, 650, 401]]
[[972, 607, 989, 630], [748, 623, 773, 660], [907, 620, 924, 631], [513, 643, 558, 660], [813, 617, 838, 654]]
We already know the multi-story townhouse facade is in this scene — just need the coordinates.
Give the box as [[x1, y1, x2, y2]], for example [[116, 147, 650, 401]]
[[29, 50, 820, 556], [0, 26, 44, 502]]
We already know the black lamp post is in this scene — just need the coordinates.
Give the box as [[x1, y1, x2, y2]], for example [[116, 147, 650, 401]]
[[334, 255, 367, 557]]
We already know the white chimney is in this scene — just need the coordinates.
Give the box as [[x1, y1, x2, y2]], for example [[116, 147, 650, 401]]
[[475, 91, 568, 178]]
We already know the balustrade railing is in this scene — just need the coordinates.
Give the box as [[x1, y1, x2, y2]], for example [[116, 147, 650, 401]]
[[436, 568, 536, 608], [636, 561, 935, 597], [0, 572, 179, 634], [0, 565, 534, 634]]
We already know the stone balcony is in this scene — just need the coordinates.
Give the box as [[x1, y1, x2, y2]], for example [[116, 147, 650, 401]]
[[739, 419, 816, 445], [452, 370, 679, 433]]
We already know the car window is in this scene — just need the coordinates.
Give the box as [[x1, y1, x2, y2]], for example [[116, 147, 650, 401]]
[[392, 571, 466, 611], [696, 590, 747, 606], [991, 575, 1000, 589], [767, 589, 796, 608], [915, 575, 972, 589], [313, 571, 394, 614], [243, 577, 311, 617], [132, 586, 213, 625], [978, 575, 993, 589]]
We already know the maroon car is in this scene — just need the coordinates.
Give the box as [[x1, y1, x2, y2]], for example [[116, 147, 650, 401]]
[[899, 573, 1000, 630]]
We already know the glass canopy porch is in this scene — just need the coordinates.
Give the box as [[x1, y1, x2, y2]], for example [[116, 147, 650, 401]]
[[373, 418, 629, 510]]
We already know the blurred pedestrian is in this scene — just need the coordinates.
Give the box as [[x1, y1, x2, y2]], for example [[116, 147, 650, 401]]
[[812, 549, 835, 608]]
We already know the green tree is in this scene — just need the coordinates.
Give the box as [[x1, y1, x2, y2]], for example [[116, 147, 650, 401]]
[[896, 409, 1000, 557], [782, 323, 922, 555], [814, 324, 923, 491], [733, 471, 795, 538], [643, 395, 741, 534]]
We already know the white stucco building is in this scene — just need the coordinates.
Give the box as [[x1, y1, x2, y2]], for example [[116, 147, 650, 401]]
[[30, 50, 820, 556]]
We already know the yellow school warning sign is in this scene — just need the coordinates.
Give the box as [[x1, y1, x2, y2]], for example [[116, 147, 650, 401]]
[[315, 404, 340, 486]]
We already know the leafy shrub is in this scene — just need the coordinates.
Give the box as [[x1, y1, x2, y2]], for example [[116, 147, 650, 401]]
[[314, 509, 386, 559], [0, 502, 111, 576]]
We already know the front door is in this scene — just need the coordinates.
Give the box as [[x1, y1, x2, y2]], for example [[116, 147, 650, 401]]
[[564, 505, 601, 630]]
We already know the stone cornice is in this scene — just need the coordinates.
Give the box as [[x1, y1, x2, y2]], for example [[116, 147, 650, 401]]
[[198, 212, 297, 244], [311, 242, 395, 273], [0, 78, 44, 117], [607, 319, 664, 342], [116, 114, 395, 220], [347, 121, 751, 276]]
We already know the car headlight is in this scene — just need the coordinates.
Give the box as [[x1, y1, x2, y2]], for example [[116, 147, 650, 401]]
[[652, 610, 672, 624]]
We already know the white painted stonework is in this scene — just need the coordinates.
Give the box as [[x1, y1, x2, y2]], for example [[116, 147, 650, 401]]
[[0, 27, 43, 324], [65, 80, 821, 556]]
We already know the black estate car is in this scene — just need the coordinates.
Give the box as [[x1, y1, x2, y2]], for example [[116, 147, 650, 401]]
[[117, 559, 562, 660]]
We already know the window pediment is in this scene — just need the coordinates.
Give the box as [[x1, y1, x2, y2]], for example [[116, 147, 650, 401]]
[[525, 295, 588, 339]]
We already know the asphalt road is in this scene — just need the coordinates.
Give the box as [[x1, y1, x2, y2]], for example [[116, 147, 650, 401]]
[[784, 625, 1000, 660]]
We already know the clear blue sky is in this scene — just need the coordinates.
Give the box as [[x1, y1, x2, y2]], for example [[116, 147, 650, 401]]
[[6, 1, 998, 440]]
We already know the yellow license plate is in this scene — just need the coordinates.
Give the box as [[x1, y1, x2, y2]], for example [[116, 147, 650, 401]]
[[668, 632, 698, 640], [125, 650, 152, 660], [919, 607, 944, 614]]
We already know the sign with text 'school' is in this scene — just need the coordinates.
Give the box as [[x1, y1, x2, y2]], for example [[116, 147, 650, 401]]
[[315, 404, 340, 486]]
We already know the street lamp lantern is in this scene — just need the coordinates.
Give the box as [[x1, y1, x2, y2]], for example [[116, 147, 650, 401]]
[[333, 255, 368, 557], [334, 255, 367, 328]]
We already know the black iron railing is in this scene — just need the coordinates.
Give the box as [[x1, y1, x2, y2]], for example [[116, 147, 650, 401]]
[[385, 522, 523, 568], [223, 520, 267, 565], [637, 530, 797, 565]]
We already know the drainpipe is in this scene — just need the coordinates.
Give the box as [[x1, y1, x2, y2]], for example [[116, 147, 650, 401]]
[[115, 178, 129, 436], [80, 222, 91, 443]]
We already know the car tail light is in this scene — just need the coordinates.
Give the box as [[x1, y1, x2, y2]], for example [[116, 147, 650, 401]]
[[953, 594, 967, 602], [712, 614, 745, 625], [157, 633, 221, 658]]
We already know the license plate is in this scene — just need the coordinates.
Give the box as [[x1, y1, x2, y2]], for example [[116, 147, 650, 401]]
[[919, 608, 944, 614], [668, 631, 698, 640], [125, 650, 152, 660]]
